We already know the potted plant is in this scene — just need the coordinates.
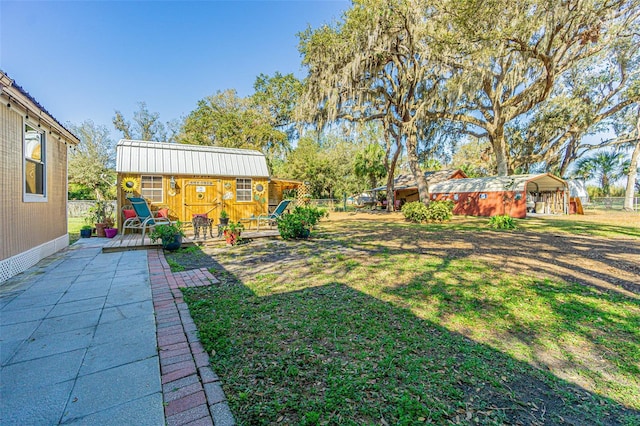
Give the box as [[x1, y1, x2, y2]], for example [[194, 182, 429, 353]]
[[149, 222, 184, 251], [103, 216, 117, 238], [222, 221, 244, 245], [87, 200, 114, 237], [219, 209, 230, 226], [80, 225, 92, 238]]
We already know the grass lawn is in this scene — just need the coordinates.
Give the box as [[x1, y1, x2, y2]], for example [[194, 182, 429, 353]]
[[179, 212, 640, 425], [68, 217, 85, 245]]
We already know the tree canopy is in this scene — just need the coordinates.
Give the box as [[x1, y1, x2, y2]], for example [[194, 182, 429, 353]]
[[113, 101, 170, 142], [179, 88, 291, 169], [354, 143, 387, 191], [298, 0, 640, 202], [68, 120, 115, 200], [252, 72, 304, 140]]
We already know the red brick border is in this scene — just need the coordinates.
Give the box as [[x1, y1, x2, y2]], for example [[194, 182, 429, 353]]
[[148, 250, 235, 426]]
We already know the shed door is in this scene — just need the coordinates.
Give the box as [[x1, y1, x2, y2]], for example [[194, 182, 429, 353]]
[[183, 179, 219, 218]]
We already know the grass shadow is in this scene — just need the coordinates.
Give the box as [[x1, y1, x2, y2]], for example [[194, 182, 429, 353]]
[[183, 281, 639, 425], [174, 216, 639, 424]]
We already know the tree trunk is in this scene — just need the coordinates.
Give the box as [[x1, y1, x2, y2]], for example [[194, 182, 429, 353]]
[[385, 138, 402, 211], [623, 113, 640, 211], [490, 131, 509, 176], [558, 136, 577, 177], [406, 131, 430, 203]]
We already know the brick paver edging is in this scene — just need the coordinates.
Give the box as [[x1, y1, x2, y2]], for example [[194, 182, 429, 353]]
[[148, 250, 235, 426]]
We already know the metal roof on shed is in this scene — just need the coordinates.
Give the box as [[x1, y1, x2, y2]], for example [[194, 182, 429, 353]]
[[431, 174, 567, 194], [116, 139, 270, 177], [371, 169, 466, 191]]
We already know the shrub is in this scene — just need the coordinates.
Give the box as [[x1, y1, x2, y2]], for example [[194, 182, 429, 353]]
[[425, 200, 454, 223], [149, 222, 185, 243], [401, 201, 430, 222], [402, 200, 454, 223], [489, 214, 517, 230], [277, 206, 327, 240]]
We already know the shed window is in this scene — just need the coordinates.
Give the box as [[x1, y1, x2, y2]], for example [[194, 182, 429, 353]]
[[141, 175, 163, 203], [24, 122, 46, 201], [236, 178, 252, 202]]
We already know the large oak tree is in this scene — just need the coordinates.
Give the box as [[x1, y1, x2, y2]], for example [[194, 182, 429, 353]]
[[299, 0, 447, 203], [299, 0, 639, 204]]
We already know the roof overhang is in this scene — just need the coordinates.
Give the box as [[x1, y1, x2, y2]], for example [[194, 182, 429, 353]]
[[524, 174, 567, 192], [0, 71, 80, 145], [270, 177, 303, 189]]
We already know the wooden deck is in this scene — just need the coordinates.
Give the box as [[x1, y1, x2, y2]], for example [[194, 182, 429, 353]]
[[102, 229, 281, 253]]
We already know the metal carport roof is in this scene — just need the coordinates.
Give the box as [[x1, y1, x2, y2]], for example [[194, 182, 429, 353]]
[[430, 174, 567, 193]]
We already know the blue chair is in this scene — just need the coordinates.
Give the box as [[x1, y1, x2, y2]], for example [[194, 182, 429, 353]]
[[123, 197, 172, 242], [243, 199, 292, 230]]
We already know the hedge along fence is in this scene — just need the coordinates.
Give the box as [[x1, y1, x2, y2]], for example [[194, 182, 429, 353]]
[[68, 200, 117, 218]]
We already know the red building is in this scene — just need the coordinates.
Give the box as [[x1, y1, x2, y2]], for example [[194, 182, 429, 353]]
[[372, 169, 467, 209], [430, 174, 568, 219]]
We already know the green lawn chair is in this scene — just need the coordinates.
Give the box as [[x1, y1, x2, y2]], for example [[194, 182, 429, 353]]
[[124, 197, 172, 242], [243, 199, 292, 230]]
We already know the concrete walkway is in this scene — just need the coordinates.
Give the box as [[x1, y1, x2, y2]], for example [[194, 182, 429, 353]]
[[0, 238, 233, 425]]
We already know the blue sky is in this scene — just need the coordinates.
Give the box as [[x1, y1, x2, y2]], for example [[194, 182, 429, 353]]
[[1, 0, 349, 138]]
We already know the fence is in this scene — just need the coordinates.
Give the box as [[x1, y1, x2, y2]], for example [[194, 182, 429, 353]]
[[587, 197, 639, 212], [308, 199, 338, 210], [68, 200, 117, 218]]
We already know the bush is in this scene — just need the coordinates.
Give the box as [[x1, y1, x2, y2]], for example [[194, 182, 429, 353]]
[[425, 200, 454, 223], [489, 214, 517, 230], [401, 201, 429, 222], [277, 206, 327, 240], [402, 200, 454, 223], [149, 222, 185, 243]]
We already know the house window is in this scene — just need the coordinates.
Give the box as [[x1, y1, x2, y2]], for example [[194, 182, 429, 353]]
[[236, 178, 252, 202], [141, 175, 163, 203], [24, 122, 46, 201]]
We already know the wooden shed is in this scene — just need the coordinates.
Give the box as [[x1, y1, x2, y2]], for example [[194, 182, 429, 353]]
[[430, 173, 569, 219], [1, 71, 80, 283], [115, 140, 300, 227]]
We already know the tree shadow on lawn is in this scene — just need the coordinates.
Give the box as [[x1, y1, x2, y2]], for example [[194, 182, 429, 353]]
[[183, 280, 640, 425], [328, 220, 640, 297], [175, 221, 639, 423], [310, 222, 640, 406]]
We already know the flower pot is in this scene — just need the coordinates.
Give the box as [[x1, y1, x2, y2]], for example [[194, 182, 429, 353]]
[[162, 234, 182, 251], [223, 230, 241, 245], [104, 228, 118, 238], [219, 217, 230, 226], [80, 228, 92, 238], [95, 223, 106, 237]]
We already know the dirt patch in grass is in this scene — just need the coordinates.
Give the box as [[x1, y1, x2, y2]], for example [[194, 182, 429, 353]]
[[177, 212, 640, 424], [164, 245, 221, 271]]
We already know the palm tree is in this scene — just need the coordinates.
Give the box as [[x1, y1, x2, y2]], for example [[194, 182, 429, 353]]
[[574, 152, 626, 196], [353, 144, 387, 191]]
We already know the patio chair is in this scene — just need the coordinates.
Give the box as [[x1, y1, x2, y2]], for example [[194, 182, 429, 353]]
[[242, 199, 292, 231], [123, 197, 172, 241]]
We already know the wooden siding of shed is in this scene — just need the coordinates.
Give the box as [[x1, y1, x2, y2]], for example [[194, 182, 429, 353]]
[[432, 192, 527, 218], [117, 174, 270, 227], [1, 105, 68, 261]]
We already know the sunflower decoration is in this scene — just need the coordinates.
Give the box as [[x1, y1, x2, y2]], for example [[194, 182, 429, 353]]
[[253, 181, 266, 195], [253, 181, 266, 204], [121, 176, 140, 193]]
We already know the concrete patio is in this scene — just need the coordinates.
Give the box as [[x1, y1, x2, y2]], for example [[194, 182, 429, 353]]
[[0, 238, 234, 425]]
